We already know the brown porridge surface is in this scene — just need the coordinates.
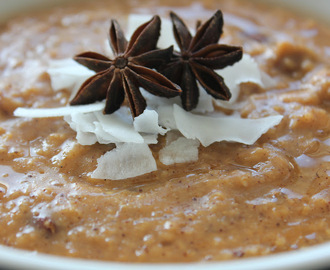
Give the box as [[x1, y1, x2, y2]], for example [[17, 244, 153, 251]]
[[0, 0, 329, 263]]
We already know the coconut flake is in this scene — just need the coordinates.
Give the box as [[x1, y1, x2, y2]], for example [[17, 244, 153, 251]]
[[140, 88, 181, 110], [134, 109, 167, 135], [91, 143, 157, 180], [192, 86, 214, 113], [173, 104, 283, 147], [94, 109, 144, 143], [215, 54, 263, 108], [159, 136, 200, 165], [14, 102, 104, 118], [158, 105, 177, 129], [63, 107, 145, 145], [141, 134, 158, 145], [47, 58, 95, 96], [76, 131, 98, 146], [94, 121, 121, 144], [64, 113, 99, 145], [62, 107, 167, 145]]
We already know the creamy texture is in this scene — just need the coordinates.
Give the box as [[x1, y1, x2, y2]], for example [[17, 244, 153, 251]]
[[0, 0, 329, 262]]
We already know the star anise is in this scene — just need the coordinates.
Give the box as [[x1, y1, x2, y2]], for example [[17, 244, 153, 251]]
[[70, 16, 181, 117], [159, 10, 243, 111]]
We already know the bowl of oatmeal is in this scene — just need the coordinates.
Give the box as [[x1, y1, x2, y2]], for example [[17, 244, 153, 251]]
[[0, 0, 329, 269]]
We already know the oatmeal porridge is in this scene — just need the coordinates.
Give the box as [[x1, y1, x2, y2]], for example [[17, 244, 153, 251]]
[[0, 0, 329, 263]]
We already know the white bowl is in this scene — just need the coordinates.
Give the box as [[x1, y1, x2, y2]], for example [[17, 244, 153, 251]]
[[0, 0, 329, 269]]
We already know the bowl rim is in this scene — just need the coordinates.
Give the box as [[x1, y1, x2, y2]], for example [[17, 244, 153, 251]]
[[0, 0, 329, 269], [0, 242, 330, 270], [1, 241, 330, 270]]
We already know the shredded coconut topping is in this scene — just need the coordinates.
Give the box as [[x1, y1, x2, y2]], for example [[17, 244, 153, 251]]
[[13, 15, 283, 180], [91, 143, 157, 180]]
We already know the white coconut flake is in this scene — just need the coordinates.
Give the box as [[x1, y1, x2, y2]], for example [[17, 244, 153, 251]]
[[158, 17, 180, 51], [157, 105, 177, 130], [141, 134, 158, 145], [91, 143, 157, 180], [159, 136, 200, 165], [14, 102, 104, 118], [94, 121, 120, 144], [76, 131, 98, 146], [134, 109, 167, 135], [94, 108, 144, 143], [47, 58, 95, 96], [64, 113, 99, 145], [192, 86, 214, 113], [71, 112, 98, 133], [62, 107, 164, 145], [173, 104, 283, 147], [215, 54, 263, 108], [140, 88, 181, 109], [63, 109, 144, 145]]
